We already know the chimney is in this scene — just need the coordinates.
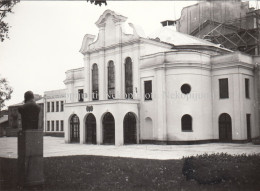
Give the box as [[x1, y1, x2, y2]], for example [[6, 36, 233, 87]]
[[160, 20, 177, 31]]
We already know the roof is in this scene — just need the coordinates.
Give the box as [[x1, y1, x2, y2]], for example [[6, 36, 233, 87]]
[[148, 26, 222, 48], [0, 115, 8, 124]]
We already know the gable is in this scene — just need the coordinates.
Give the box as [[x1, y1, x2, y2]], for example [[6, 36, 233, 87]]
[[80, 10, 145, 54]]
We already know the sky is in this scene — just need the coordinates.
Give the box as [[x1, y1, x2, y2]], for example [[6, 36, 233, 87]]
[[0, 0, 257, 108]]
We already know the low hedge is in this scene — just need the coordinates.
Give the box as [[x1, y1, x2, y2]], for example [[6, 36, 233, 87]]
[[182, 153, 260, 185]]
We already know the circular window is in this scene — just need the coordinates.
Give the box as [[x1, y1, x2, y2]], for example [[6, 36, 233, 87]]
[[181, 84, 191, 94]]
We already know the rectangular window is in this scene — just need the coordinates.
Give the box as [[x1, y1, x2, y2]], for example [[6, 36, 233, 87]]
[[60, 101, 64, 112], [245, 78, 250, 98], [219, 78, 229, 99], [47, 121, 50, 131], [60, 120, 64, 131], [56, 101, 59, 112], [78, 89, 84, 102], [56, 120, 59, 131], [51, 102, 54, 112], [51, 121, 54, 131], [144, 80, 152, 100], [47, 102, 50, 112]]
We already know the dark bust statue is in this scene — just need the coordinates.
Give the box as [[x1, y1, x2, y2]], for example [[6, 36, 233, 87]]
[[18, 91, 40, 130]]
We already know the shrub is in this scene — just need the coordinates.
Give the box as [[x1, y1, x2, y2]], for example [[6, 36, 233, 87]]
[[182, 153, 260, 185]]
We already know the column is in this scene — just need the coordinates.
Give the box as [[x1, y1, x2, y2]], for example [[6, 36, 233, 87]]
[[96, 113, 102, 145], [99, 50, 105, 100], [84, 55, 90, 101], [115, 22, 123, 99], [115, 113, 124, 146], [80, 116, 84, 144], [155, 66, 167, 141]]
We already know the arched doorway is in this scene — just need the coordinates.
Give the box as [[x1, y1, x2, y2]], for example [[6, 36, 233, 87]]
[[85, 113, 96, 144], [70, 114, 80, 143], [123, 112, 137, 144], [103, 112, 115, 144], [219, 113, 232, 142]]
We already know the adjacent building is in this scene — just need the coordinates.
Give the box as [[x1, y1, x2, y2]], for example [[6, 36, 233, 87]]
[[174, 0, 260, 56], [43, 89, 66, 136]]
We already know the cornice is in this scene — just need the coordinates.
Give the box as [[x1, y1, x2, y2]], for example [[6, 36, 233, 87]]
[[84, 39, 140, 55], [65, 99, 140, 107]]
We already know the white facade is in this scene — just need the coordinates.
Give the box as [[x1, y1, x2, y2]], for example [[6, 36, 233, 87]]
[[43, 89, 66, 135], [61, 10, 260, 145]]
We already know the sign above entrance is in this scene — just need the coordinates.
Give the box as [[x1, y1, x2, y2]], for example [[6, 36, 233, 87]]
[[86, 106, 93, 112]]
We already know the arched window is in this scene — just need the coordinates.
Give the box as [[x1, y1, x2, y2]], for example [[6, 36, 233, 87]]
[[181, 114, 192, 131], [92, 64, 99, 100], [108, 61, 115, 99], [125, 57, 133, 99]]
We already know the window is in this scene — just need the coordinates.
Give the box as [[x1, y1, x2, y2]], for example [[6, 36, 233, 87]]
[[144, 80, 152, 100], [92, 64, 99, 100], [51, 102, 54, 112], [47, 121, 50, 131], [56, 101, 59, 112], [78, 89, 84, 102], [60, 101, 64, 112], [219, 78, 229, 99], [245, 78, 250, 98], [60, 120, 64, 131], [56, 120, 59, 131], [108, 61, 115, 99], [181, 114, 192, 131], [51, 121, 54, 131], [47, 102, 50, 112], [125, 57, 133, 99], [181, 84, 191, 94]]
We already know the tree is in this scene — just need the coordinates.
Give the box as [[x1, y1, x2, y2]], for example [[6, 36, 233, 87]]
[[0, 75, 13, 111], [86, 0, 107, 6], [0, 0, 19, 42]]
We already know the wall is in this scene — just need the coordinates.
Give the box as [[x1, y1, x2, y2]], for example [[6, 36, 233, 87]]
[[212, 52, 258, 140]]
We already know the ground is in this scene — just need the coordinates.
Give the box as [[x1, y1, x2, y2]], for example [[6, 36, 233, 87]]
[[0, 137, 260, 190], [0, 137, 260, 159]]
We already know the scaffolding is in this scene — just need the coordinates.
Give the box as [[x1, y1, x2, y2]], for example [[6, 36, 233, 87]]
[[202, 10, 260, 55]]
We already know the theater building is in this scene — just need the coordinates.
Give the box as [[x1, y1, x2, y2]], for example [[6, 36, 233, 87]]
[[62, 10, 260, 145]]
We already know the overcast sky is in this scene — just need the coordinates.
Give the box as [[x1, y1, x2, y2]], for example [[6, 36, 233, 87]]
[[0, 0, 256, 108]]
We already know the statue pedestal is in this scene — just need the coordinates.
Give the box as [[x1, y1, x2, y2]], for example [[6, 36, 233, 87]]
[[18, 129, 44, 187]]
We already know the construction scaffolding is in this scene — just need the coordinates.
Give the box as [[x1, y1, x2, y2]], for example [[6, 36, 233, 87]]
[[202, 9, 260, 55]]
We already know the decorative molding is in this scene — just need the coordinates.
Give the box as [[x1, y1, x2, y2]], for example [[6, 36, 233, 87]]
[[95, 10, 127, 28]]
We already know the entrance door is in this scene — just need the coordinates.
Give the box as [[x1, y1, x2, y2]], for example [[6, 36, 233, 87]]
[[246, 114, 251, 141], [70, 114, 80, 143], [219, 113, 232, 142], [103, 112, 115, 144], [124, 112, 137, 144], [85, 114, 96, 144]]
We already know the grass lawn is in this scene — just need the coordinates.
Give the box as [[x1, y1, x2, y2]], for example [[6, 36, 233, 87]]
[[1, 154, 260, 190]]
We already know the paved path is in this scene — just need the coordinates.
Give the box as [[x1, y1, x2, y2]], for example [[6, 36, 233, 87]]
[[0, 137, 259, 160]]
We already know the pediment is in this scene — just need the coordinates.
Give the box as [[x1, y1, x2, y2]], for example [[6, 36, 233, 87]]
[[95, 9, 127, 28]]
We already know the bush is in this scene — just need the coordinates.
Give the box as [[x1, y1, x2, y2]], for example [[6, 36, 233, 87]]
[[182, 153, 260, 185]]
